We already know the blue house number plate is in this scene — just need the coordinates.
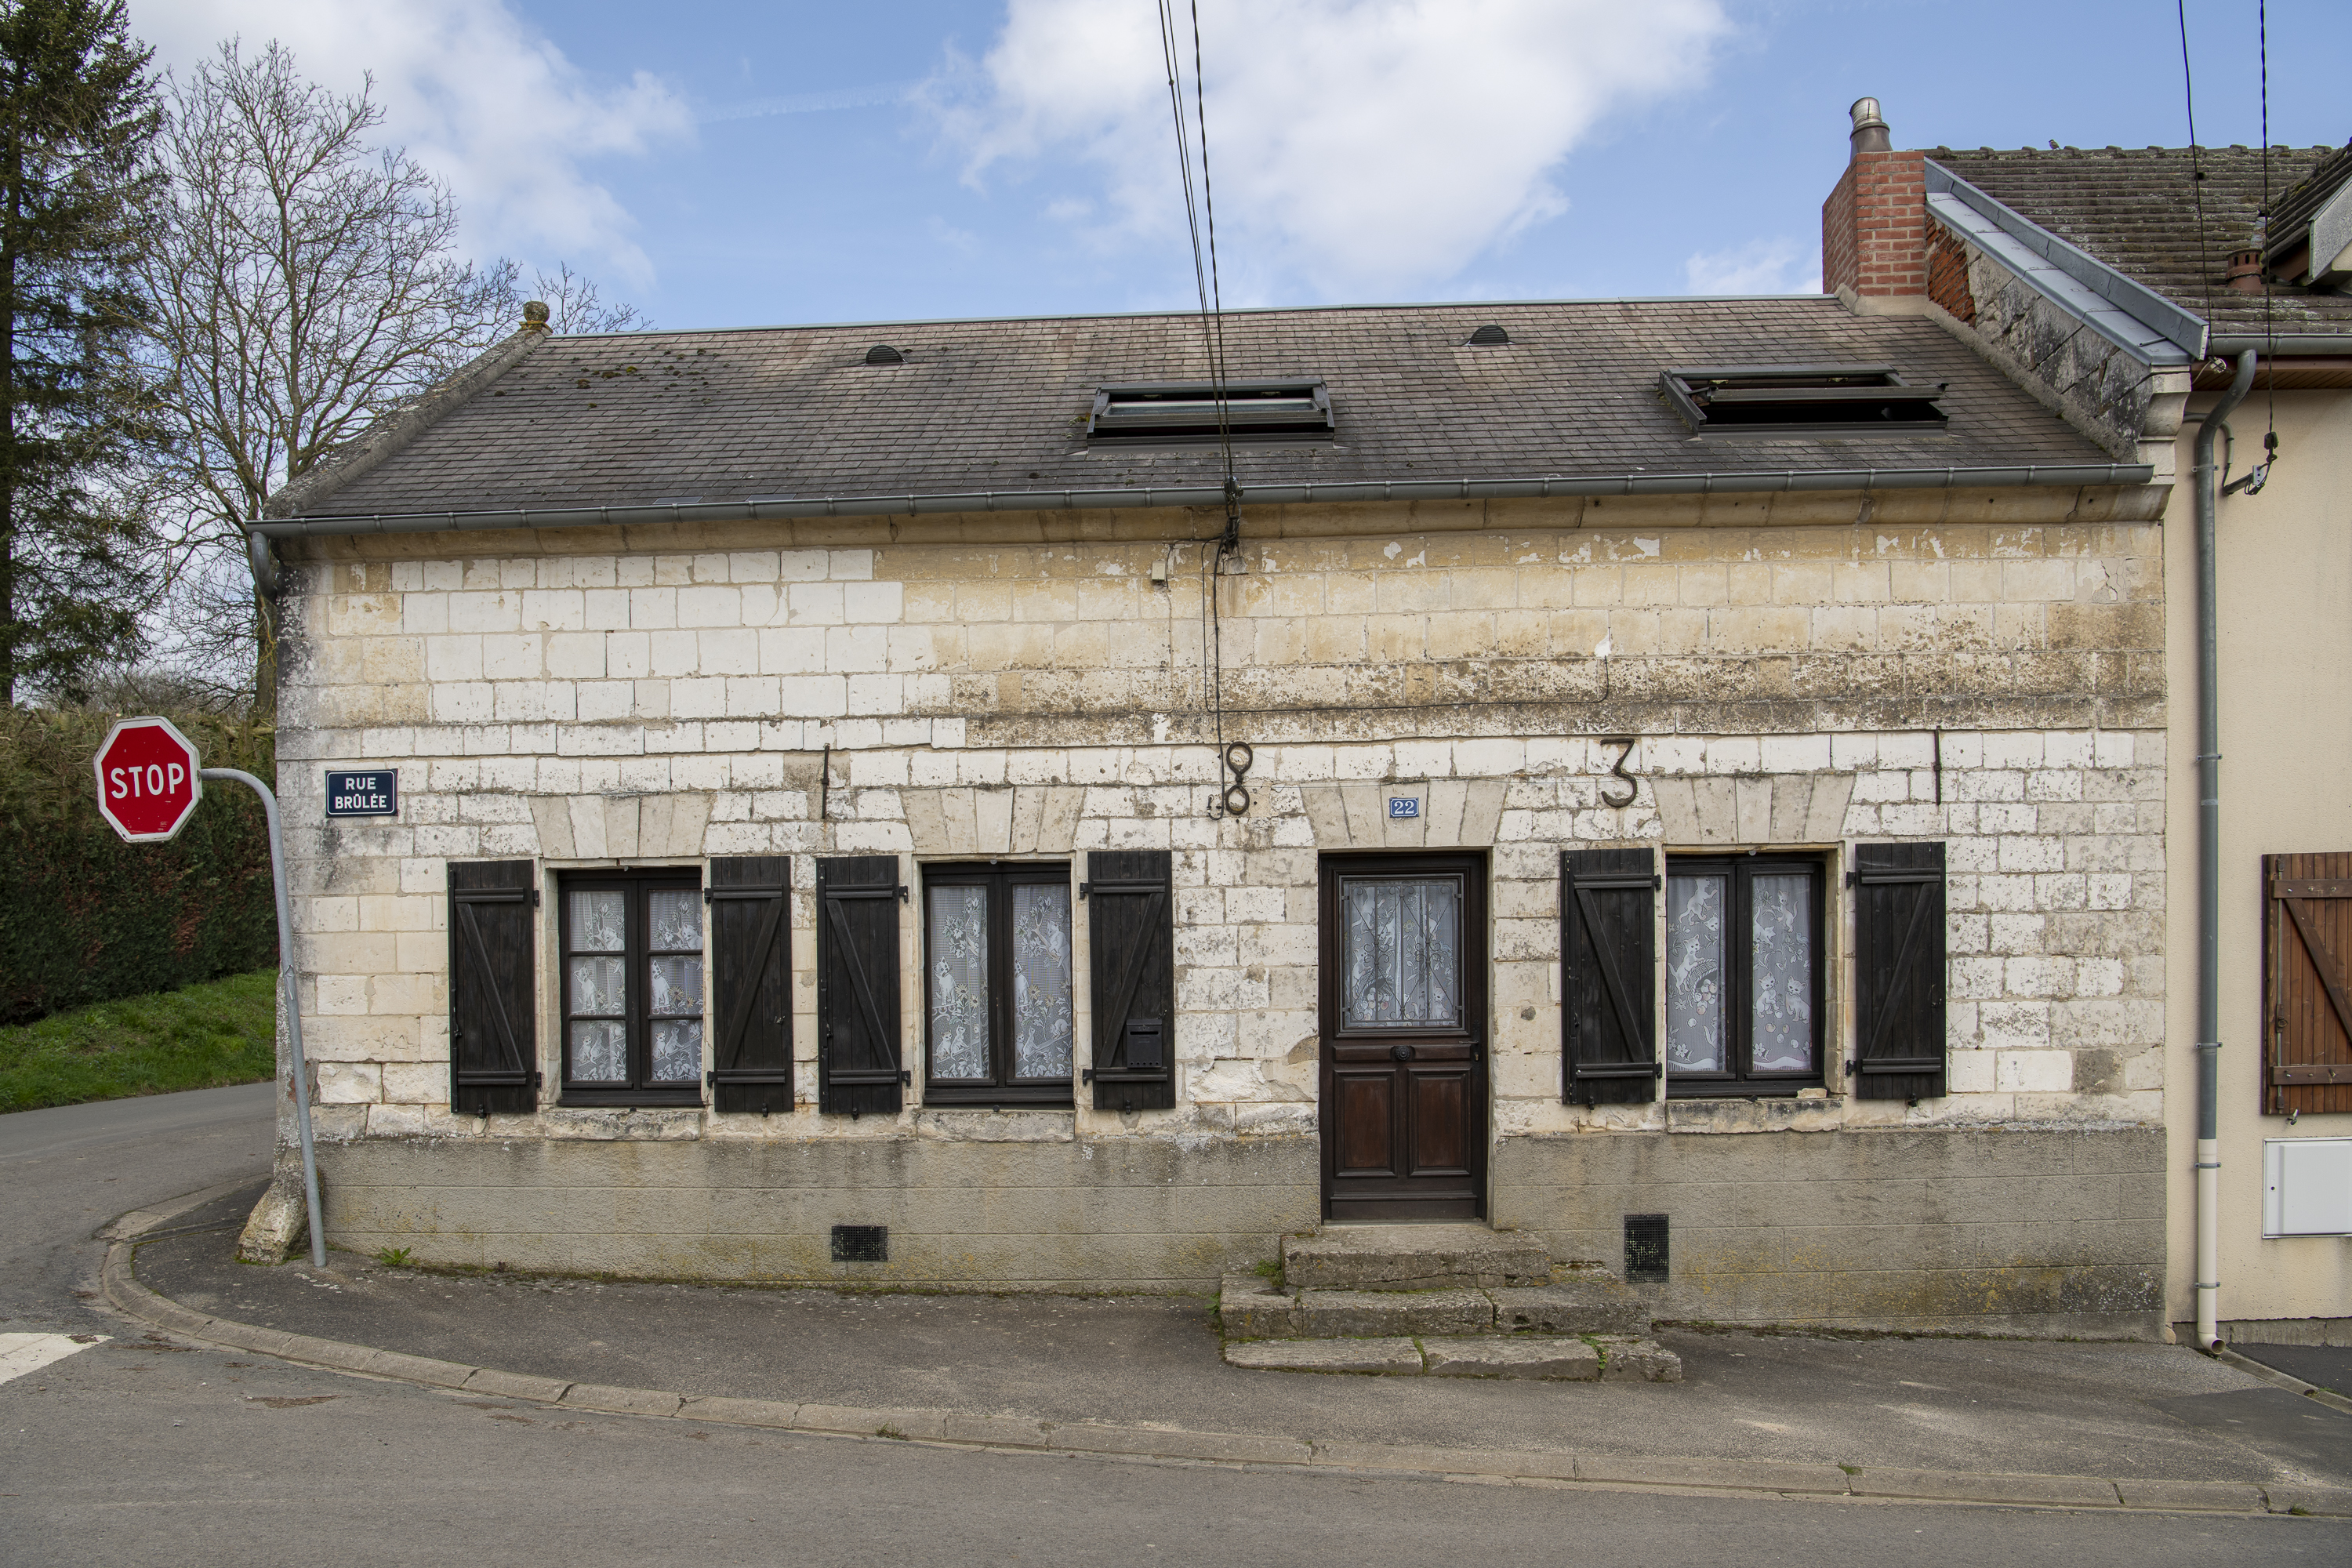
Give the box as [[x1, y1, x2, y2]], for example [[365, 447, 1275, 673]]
[[1388, 797, 1420, 819], [325, 769, 398, 818]]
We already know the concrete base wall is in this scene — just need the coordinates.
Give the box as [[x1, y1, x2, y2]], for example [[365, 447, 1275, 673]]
[[319, 1134, 1320, 1291], [2210, 1318, 2352, 1349], [1494, 1126, 2166, 1339], [323, 1124, 2165, 1333]]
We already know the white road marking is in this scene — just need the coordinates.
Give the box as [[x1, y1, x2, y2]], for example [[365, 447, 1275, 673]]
[[0, 1332, 108, 1387]]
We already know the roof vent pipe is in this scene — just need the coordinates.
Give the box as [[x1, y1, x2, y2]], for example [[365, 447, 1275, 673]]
[[1849, 97, 1891, 157]]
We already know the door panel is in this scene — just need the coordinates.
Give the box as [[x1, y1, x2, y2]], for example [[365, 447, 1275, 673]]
[[1331, 1072, 1398, 1174], [1406, 1069, 1471, 1175], [1319, 853, 1487, 1221]]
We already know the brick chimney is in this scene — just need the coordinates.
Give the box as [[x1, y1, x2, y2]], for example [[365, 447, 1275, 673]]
[[1821, 97, 1929, 313]]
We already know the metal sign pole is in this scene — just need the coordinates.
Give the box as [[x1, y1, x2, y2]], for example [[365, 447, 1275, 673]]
[[201, 768, 325, 1269]]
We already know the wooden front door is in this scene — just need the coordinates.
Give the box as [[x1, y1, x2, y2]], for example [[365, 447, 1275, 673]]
[[1319, 852, 1487, 1221]]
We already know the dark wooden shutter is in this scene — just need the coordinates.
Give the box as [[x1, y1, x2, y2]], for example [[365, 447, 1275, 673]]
[[2263, 852, 2352, 1116], [1562, 848, 1657, 1104], [817, 855, 903, 1116], [448, 859, 537, 1116], [1085, 850, 1175, 1112], [1852, 841, 1947, 1101], [709, 855, 793, 1115]]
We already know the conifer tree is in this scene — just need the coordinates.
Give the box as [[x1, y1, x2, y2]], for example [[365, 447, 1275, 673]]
[[0, 0, 158, 706]]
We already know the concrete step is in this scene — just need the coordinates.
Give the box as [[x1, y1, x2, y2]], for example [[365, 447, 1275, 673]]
[[1282, 1224, 1551, 1291], [1219, 1272, 1652, 1341], [1492, 1268, 1650, 1337], [1219, 1332, 1682, 1382]]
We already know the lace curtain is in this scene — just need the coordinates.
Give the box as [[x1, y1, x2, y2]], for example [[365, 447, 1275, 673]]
[[1011, 884, 1073, 1080], [928, 885, 990, 1078], [1665, 873, 1726, 1072], [1749, 874, 1813, 1071], [646, 890, 703, 1083], [1340, 877, 1461, 1029], [568, 890, 628, 1081]]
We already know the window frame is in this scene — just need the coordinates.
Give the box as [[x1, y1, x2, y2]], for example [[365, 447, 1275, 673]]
[[1659, 364, 1949, 437], [1085, 380, 1335, 445], [920, 861, 1077, 1107], [557, 866, 706, 1107], [1330, 866, 1475, 1040], [1663, 852, 1827, 1097]]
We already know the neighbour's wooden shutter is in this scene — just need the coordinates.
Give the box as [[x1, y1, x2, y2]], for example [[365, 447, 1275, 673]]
[[1562, 848, 1657, 1104], [709, 855, 793, 1115], [448, 859, 537, 1116], [1852, 842, 1947, 1101], [1086, 850, 1175, 1112], [2263, 853, 2352, 1116], [817, 855, 903, 1116]]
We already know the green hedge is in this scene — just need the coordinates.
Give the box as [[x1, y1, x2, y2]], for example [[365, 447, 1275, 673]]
[[0, 709, 278, 1025]]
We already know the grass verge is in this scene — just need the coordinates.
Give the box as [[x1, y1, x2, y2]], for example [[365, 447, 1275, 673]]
[[0, 969, 278, 1113]]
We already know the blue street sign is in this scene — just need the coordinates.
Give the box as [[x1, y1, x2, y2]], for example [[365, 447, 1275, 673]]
[[325, 769, 398, 818], [1388, 796, 1420, 819]]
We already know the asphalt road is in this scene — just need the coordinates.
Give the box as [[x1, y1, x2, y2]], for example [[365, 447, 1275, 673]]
[[4, 1086, 2348, 1566], [0, 1080, 274, 1331]]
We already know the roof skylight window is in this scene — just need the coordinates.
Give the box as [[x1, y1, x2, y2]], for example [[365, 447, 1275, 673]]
[[1087, 380, 1334, 445], [1661, 365, 1948, 436]]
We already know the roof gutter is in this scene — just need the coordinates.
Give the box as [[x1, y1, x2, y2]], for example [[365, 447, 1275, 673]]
[[2207, 335, 2352, 357], [253, 463, 2158, 539]]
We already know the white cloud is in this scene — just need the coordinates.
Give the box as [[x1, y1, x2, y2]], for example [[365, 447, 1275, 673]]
[[1682, 237, 1820, 295], [930, 0, 1729, 300], [129, 0, 691, 287]]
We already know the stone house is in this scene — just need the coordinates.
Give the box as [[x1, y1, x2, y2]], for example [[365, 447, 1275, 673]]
[[1829, 104, 2352, 1344], [248, 116, 2180, 1336]]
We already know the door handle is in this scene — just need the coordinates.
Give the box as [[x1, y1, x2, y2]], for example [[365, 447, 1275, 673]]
[[1391, 1044, 1416, 1062]]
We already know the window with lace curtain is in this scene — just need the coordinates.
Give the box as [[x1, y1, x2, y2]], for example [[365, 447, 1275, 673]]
[[558, 868, 706, 1105], [1664, 854, 1825, 1095], [922, 862, 1076, 1105]]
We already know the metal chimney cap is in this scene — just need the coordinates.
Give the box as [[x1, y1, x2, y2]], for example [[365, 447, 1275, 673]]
[[1849, 97, 1891, 154]]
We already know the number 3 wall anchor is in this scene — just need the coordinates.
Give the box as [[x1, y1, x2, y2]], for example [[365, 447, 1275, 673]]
[[1599, 736, 1640, 809]]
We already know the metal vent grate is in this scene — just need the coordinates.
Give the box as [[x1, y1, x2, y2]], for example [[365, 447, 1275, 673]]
[[831, 1223, 888, 1262], [1624, 1213, 1669, 1282], [1467, 324, 1510, 346], [865, 344, 905, 365]]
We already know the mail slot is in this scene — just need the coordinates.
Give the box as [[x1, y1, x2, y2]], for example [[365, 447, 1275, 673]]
[[1124, 1018, 1163, 1072]]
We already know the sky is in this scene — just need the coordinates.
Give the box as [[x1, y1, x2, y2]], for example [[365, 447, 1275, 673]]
[[125, 1, 2352, 332]]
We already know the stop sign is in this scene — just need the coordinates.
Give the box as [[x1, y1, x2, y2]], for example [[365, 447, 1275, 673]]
[[93, 717, 205, 843]]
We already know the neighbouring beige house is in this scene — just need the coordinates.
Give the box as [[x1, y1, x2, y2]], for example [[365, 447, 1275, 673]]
[[242, 103, 2205, 1338], [1830, 104, 2352, 1345]]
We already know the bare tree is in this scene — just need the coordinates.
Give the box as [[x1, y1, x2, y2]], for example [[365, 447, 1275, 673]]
[[136, 40, 503, 700], [132, 38, 648, 704], [518, 261, 648, 336]]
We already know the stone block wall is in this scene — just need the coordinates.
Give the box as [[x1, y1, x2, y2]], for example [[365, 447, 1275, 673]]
[[271, 499, 2169, 1298]]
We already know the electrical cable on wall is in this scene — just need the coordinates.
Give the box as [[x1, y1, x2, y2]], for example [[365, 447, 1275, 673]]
[[1157, 0, 1250, 816]]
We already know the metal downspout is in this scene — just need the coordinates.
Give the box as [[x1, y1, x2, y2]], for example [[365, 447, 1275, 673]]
[[2193, 349, 2256, 1350]]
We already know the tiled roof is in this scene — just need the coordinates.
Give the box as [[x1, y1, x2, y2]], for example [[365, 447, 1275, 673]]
[[296, 297, 2114, 521], [1930, 144, 2352, 342]]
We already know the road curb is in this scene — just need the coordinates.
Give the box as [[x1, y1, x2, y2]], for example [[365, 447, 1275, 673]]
[[95, 1210, 2351, 1519]]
